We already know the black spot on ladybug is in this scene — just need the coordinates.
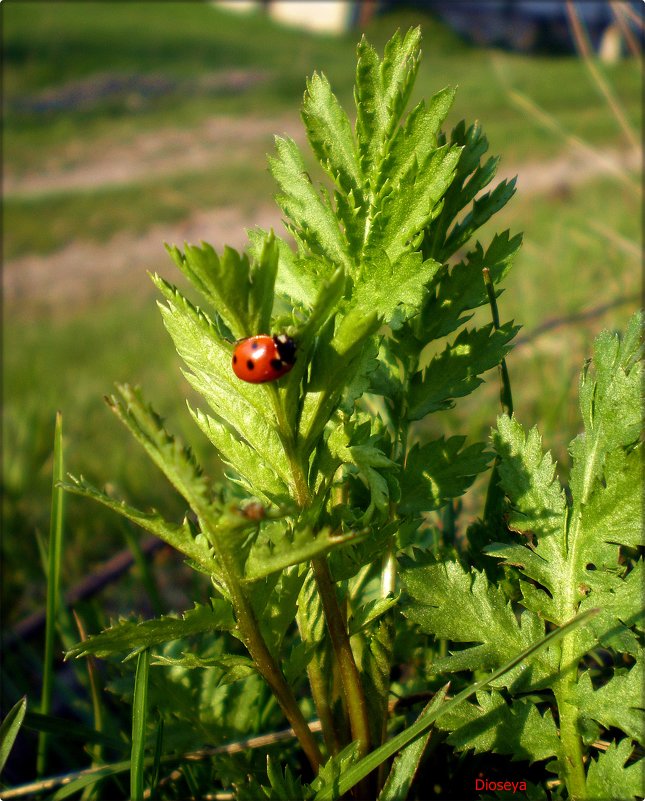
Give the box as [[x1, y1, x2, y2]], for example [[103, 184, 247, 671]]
[[251, 341, 259, 349], [246, 360, 254, 370], [270, 358, 283, 371], [233, 355, 237, 364]]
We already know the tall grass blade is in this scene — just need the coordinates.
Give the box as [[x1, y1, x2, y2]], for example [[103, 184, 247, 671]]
[[51, 761, 133, 801], [378, 687, 448, 801], [131, 648, 151, 801], [314, 608, 599, 800], [0, 696, 27, 774], [24, 711, 121, 749], [37, 411, 64, 776]]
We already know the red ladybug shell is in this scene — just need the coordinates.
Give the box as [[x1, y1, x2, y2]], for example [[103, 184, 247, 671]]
[[232, 334, 296, 384]]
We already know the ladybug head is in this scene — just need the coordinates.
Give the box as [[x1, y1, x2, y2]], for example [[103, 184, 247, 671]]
[[273, 333, 296, 365]]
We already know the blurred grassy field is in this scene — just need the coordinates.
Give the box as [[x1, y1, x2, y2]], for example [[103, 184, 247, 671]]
[[3, 1, 641, 626]]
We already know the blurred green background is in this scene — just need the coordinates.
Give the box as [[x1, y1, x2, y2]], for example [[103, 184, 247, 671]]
[[2, 1, 641, 631]]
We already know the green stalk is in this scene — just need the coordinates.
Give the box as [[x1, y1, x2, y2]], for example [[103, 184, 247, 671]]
[[553, 443, 600, 801], [375, 377, 410, 790], [482, 267, 513, 416], [311, 557, 371, 758], [130, 648, 150, 801], [72, 611, 104, 801], [270, 386, 371, 762], [302, 644, 342, 756], [37, 412, 65, 776], [211, 532, 323, 772], [482, 267, 514, 522], [554, 667, 587, 800]]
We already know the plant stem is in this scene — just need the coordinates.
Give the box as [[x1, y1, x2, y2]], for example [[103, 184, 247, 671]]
[[221, 561, 322, 772], [554, 656, 587, 800], [304, 648, 342, 756], [482, 267, 514, 523], [311, 557, 371, 758], [274, 390, 371, 763], [482, 267, 513, 416]]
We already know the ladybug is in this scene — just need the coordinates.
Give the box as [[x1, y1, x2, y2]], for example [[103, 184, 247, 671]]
[[232, 334, 296, 384]]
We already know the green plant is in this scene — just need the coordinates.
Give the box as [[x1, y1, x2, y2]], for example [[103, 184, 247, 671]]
[[8, 27, 637, 801]]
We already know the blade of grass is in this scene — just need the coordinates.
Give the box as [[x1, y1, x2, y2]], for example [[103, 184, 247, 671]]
[[72, 610, 106, 801], [0, 696, 27, 775], [491, 55, 640, 194], [72, 611, 105, 753], [377, 687, 448, 801], [131, 648, 151, 801], [565, 0, 639, 150], [24, 711, 120, 750], [37, 411, 65, 776], [609, 1, 642, 59], [314, 607, 599, 800]]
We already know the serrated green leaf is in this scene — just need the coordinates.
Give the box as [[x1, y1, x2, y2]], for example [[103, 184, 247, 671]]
[[266, 756, 313, 801], [355, 28, 421, 183], [349, 595, 399, 637], [373, 144, 462, 265], [270, 136, 349, 269], [297, 568, 327, 646], [344, 442, 397, 520], [423, 119, 517, 263], [490, 316, 644, 633], [408, 323, 519, 420], [311, 742, 361, 799], [443, 177, 517, 258], [254, 565, 307, 653], [418, 231, 522, 342], [248, 228, 317, 306], [103, 384, 268, 585], [65, 601, 235, 661], [302, 72, 361, 199], [575, 656, 644, 744], [284, 266, 346, 427], [584, 739, 644, 800], [435, 690, 560, 763], [61, 475, 220, 579], [493, 415, 566, 539], [581, 444, 643, 564], [165, 233, 278, 339], [244, 521, 360, 583], [189, 405, 291, 503], [151, 653, 256, 684], [153, 277, 291, 483], [569, 317, 642, 506], [299, 310, 382, 454], [400, 555, 555, 689], [400, 436, 490, 514], [351, 250, 441, 332], [387, 86, 457, 189]]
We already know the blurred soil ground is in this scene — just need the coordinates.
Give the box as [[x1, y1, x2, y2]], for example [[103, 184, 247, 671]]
[[3, 112, 640, 310]]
